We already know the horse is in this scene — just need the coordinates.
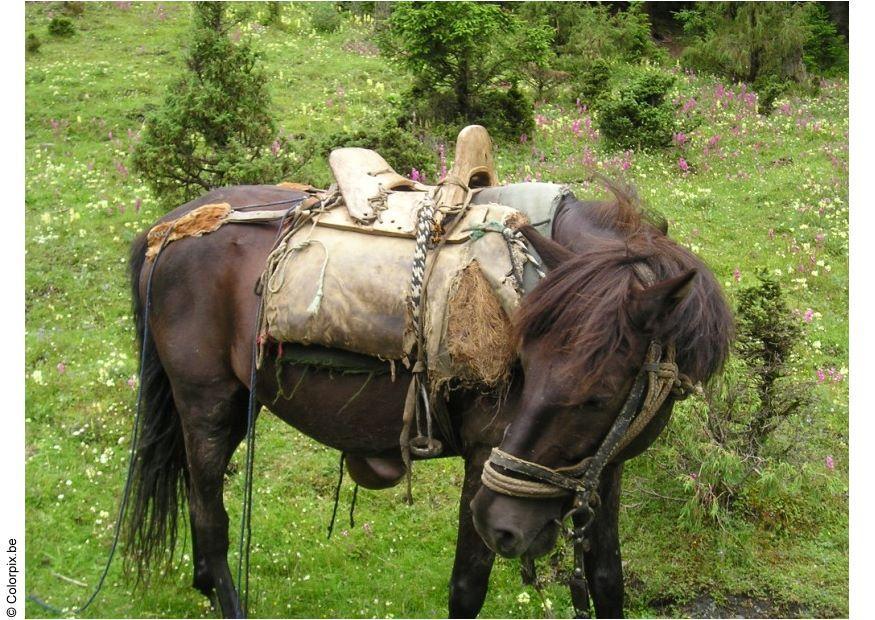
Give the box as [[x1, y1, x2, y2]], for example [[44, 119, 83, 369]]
[[124, 180, 733, 618]]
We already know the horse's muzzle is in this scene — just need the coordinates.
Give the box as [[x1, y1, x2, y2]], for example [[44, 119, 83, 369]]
[[470, 487, 563, 558]]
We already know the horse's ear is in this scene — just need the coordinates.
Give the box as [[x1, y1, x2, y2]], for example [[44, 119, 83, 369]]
[[516, 224, 576, 270], [627, 269, 696, 332]]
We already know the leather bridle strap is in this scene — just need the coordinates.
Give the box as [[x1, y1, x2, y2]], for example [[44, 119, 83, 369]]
[[481, 345, 655, 506]]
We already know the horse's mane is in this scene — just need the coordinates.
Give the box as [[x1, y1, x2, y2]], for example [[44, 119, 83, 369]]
[[516, 181, 734, 396]]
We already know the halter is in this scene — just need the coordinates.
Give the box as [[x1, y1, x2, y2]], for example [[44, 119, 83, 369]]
[[480, 263, 696, 616], [481, 340, 692, 519]]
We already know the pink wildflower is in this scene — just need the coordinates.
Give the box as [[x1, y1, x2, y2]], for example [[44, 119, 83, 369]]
[[803, 309, 814, 323], [519, 133, 528, 144], [56, 362, 66, 375], [410, 168, 421, 182], [825, 455, 835, 470], [732, 268, 741, 283], [678, 157, 689, 173], [673, 132, 687, 147]]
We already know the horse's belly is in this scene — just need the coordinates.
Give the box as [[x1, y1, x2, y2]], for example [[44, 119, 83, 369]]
[[257, 352, 409, 454]]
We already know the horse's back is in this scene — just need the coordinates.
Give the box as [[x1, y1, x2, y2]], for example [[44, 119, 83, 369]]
[[135, 184, 307, 388]]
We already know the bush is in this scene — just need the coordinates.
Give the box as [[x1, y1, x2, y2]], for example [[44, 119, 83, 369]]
[[596, 68, 677, 150], [320, 121, 436, 182], [48, 16, 75, 37], [378, 2, 550, 135], [310, 2, 342, 33], [670, 272, 814, 526], [754, 75, 789, 116], [803, 3, 848, 76], [60, 1, 85, 17], [573, 58, 612, 106], [132, 2, 298, 209], [468, 85, 534, 142], [26, 33, 41, 54], [677, 3, 809, 84]]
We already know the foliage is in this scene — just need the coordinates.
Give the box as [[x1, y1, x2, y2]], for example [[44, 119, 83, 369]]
[[260, 1, 282, 27], [468, 85, 534, 142], [517, 3, 664, 105], [677, 2, 809, 85], [596, 67, 677, 150], [321, 120, 435, 181], [378, 2, 551, 132], [26, 32, 41, 54], [754, 76, 789, 117], [48, 16, 75, 37], [802, 3, 848, 77], [131, 2, 298, 209], [671, 273, 815, 526], [574, 58, 612, 107], [309, 2, 342, 34], [60, 1, 86, 17]]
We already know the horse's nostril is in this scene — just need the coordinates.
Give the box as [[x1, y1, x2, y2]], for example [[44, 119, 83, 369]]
[[493, 528, 523, 557]]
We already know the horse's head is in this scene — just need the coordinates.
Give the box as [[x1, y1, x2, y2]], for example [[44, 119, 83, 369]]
[[471, 217, 733, 559]]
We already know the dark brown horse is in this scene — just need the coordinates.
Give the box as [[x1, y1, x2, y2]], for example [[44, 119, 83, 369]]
[[125, 182, 732, 618]]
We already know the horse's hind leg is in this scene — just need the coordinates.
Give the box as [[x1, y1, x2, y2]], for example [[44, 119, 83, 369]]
[[584, 463, 625, 618], [176, 382, 248, 618], [449, 447, 495, 618]]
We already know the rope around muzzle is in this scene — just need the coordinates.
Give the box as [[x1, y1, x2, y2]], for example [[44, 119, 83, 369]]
[[480, 342, 691, 502]]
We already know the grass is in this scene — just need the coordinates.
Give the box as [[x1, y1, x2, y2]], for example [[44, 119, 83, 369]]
[[25, 3, 848, 618]]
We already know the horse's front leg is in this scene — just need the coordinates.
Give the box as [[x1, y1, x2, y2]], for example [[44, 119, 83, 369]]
[[582, 463, 625, 618], [448, 446, 495, 618]]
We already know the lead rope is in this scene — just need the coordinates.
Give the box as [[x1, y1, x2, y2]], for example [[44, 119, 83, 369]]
[[236, 203, 302, 616], [26, 223, 178, 616], [400, 194, 440, 503]]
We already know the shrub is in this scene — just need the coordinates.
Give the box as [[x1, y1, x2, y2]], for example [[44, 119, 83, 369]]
[[261, 1, 282, 27], [670, 272, 815, 526], [754, 75, 789, 116], [132, 2, 298, 209], [60, 1, 85, 17], [596, 68, 677, 150], [573, 58, 612, 106], [321, 121, 435, 182], [803, 3, 848, 77], [310, 2, 342, 33], [26, 33, 42, 54], [48, 16, 75, 37], [468, 85, 534, 142], [677, 3, 809, 84], [378, 2, 550, 134]]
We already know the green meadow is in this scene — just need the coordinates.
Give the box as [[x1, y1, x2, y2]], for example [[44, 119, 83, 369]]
[[25, 3, 847, 618]]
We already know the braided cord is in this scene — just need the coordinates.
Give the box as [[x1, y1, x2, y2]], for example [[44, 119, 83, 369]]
[[409, 195, 435, 338]]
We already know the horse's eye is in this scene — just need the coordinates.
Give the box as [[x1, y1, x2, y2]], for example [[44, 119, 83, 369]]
[[582, 397, 605, 409]]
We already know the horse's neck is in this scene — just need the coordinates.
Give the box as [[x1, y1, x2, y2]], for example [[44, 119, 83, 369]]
[[551, 199, 623, 251]]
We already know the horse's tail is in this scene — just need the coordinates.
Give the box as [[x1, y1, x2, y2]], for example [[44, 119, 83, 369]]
[[123, 231, 188, 578]]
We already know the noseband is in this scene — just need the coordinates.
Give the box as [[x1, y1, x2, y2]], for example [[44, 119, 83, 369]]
[[481, 340, 693, 524], [480, 339, 693, 615], [485, 339, 692, 505]]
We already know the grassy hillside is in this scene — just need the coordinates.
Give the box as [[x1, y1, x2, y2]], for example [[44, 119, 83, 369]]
[[24, 3, 848, 618]]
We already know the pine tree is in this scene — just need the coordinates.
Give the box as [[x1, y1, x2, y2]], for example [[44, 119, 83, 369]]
[[132, 2, 296, 208]]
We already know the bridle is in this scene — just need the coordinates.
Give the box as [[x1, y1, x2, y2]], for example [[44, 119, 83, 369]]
[[479, 263, 696, 616], [481, 340, 693, 518]]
